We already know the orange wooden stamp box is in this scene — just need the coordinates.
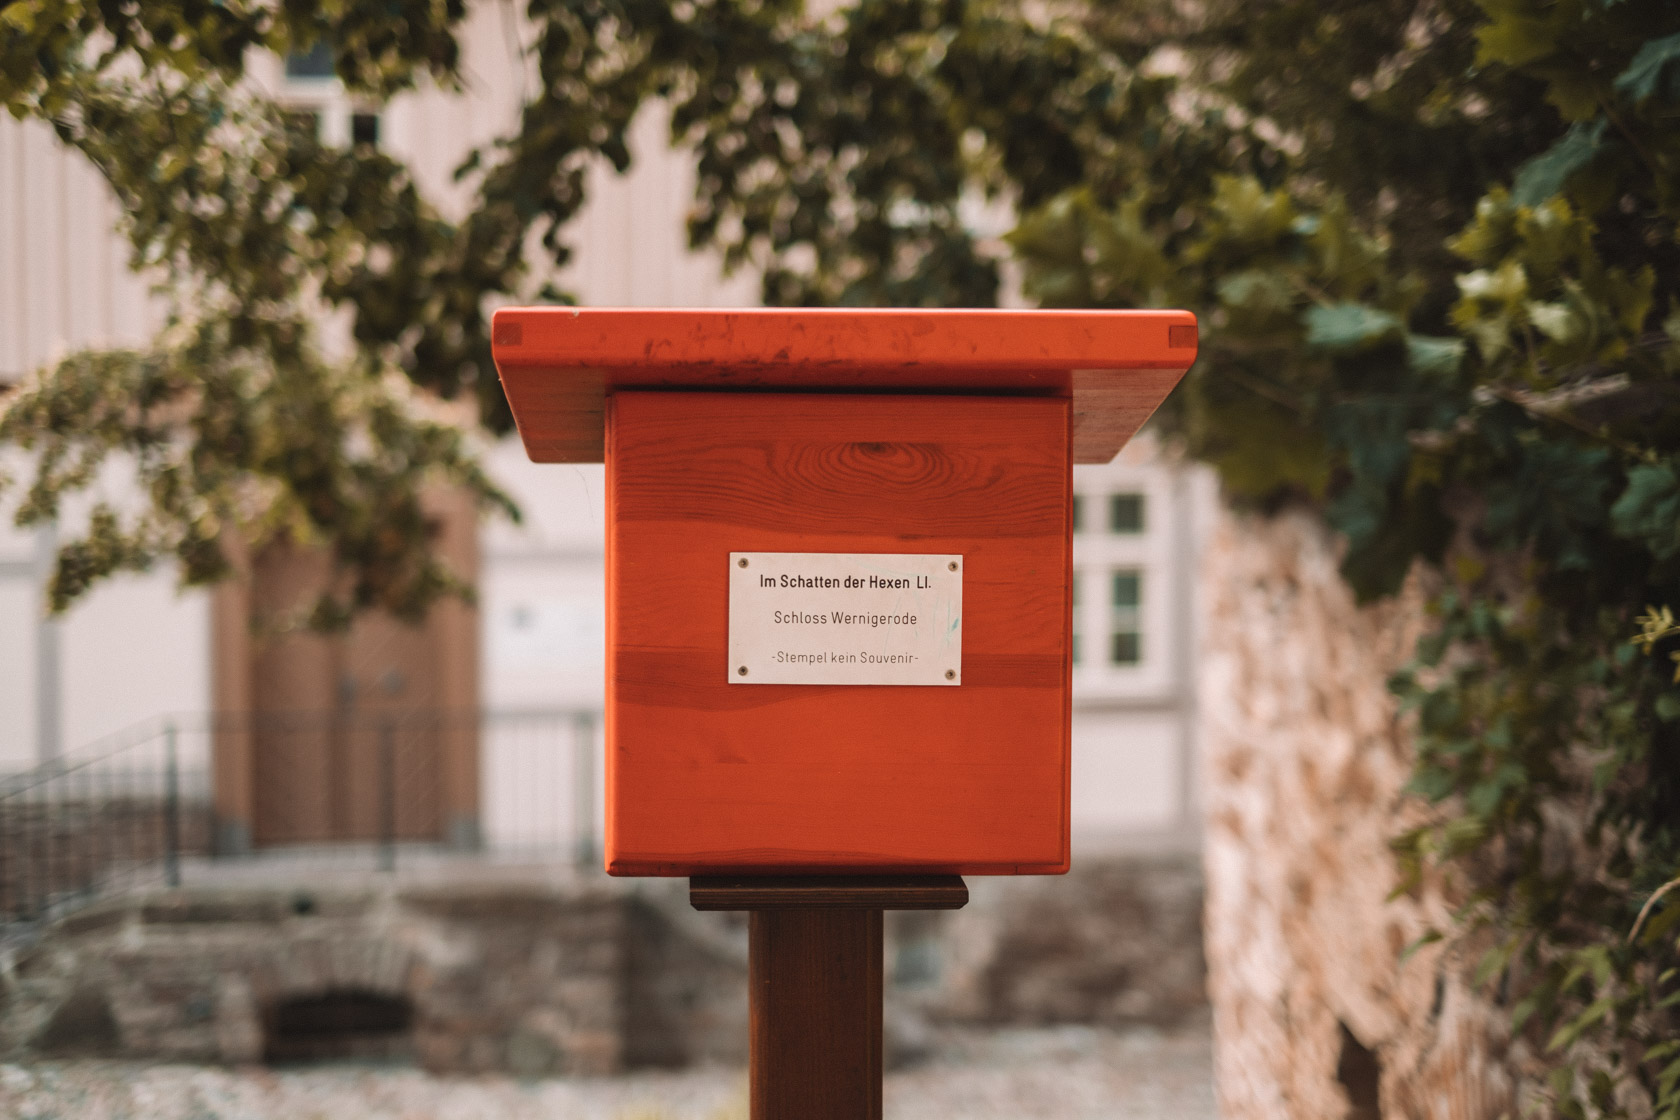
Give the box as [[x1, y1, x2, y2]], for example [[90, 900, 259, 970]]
[[491, 308, 1195, 875]]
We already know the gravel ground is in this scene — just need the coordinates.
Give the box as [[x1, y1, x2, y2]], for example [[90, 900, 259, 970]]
[[0, 1022, 1217, 1120]]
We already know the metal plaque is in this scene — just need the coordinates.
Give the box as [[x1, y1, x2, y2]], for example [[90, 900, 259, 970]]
[[727, 552, 963, 685]]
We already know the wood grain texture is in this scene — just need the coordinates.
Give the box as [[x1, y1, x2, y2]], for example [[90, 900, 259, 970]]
[[749, 908, 883, 1120], [690, 874, 969, 911], [492, 308, 1196, 464], [605, 391, 1071, 876], [1071, 366, 1189, 463]]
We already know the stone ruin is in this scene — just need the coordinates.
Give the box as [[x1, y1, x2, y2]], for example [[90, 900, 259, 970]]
[[0, 854, 1205, 1075]]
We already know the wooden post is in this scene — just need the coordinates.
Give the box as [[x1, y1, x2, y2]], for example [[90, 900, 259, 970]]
[[692, 875, 968, 1120]]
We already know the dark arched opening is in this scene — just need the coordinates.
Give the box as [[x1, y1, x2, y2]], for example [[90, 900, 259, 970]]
[[265, 988, 415, 1065]]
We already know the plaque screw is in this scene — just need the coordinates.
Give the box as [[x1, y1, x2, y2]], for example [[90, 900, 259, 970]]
[[945, 669, 956, 680], [738, 558, 748, 568], [738, 666, 749, 676], [948, 561, 958, 571]]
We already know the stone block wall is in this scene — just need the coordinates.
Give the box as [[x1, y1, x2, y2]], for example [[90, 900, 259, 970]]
[[0, 879, 747, 1076], [1199, 507, 1512, 1119], [933, 855, 1206, 1028], [0, 854, 1206, 1074]]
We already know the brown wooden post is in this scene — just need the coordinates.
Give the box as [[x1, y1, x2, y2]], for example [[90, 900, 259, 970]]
[[750, 909, 882, 1119], [692, 875, 968, 1120]]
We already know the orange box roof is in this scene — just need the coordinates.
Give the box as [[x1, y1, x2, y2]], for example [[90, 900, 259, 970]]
[[490, 307, 1197, 464]]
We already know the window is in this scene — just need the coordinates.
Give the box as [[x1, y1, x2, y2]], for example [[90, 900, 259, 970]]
[[1070, 471, 1169, 690], [1071, 575, 1082, 665], [350, 112, 380, 147], [1075, 486, 1155, 671], [1110, 570, 1142, 665], [1109, 493, 1144, 534], [281, 48, 380, 149], [284, 42, 335, 80]]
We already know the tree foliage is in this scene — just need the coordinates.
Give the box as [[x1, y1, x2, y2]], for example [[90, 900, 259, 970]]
[[994, 3, 1680, 1113], [1, 0, 515, 620], [5, 0, 1680, 1109]]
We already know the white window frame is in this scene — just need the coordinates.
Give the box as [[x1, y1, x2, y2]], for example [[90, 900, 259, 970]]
[[1070, 458, 1178, 701], [271, 48, 378, 149]]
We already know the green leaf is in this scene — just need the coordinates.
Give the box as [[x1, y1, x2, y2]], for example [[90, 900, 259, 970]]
[[1407, 766, 1459, 801], [1614, 32, 1680, 102], [1218, 270, 1297, 319], [1474, 937, 1519, 986], [1526, 300, 1583, 344], [1399, 928, 1444, 963], [1547, 994, 1616, 1052], [1660, 1054, 1680, 1099], [1457, 259, 1530, 304], [1476, 0, 1568, 68], [1405, 334, 1466, 375], [1206, 175, 1297, 245], [1511, 992, 1542, 1035], [1657, 693, 1680, 723], [1611, 464, 1680, 561], [1512, 120, 1608, 207], [1303, 303, 1402, 351]]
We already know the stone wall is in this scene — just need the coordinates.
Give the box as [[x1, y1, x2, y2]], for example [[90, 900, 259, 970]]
[[0, 878, 747, 1076], [1199, 506, 1512, 1119], [0, 854, 1206, 1074], [935, 854, 1206, 1027]]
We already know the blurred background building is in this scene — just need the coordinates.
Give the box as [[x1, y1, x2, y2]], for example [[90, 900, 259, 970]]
[[0, 0, 1213, 867]]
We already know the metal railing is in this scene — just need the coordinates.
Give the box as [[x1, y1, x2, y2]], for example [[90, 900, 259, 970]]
[[0, 708, 601, 933], [0, 719, 208, 928]]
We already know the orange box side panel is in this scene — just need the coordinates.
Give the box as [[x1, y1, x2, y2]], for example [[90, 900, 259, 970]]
[[605, 391, 1072, 876]]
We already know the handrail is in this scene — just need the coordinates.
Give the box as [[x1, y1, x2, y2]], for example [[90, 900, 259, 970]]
[[0, 707, 605, 936]]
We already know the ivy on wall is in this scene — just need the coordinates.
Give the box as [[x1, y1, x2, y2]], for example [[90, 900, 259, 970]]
[[998, 5, 1680, 1114], [4, 1, 1680, 1109]]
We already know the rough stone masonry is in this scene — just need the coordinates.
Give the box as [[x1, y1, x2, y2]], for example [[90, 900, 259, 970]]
[[0, 878, 747, 1075], [0, 856, 1205, 1074], [1200, 507, 1513, 1119]]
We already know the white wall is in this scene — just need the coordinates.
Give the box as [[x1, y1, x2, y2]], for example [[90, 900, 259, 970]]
[[0, 524, 36, 769], [481, 452, 607, 713], [0, 118, 167, 382], [1073, 710, 1183, 839], [0, 452, 212, 768], [58, 573, 210, 752]]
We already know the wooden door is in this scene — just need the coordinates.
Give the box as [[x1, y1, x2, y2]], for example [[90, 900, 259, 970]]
[[213, 489, 481, 851]]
